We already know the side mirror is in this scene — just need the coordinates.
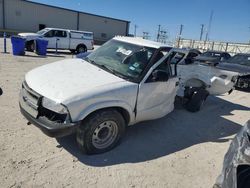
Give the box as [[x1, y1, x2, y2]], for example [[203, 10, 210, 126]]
[[152, 70, 169, 82], [0, 87, 3, 96]]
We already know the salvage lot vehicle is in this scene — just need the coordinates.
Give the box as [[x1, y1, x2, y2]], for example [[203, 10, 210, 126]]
[[195, 50, 231, 64], [19, 37, 238, 154], [217, 53, 250, 90], [169, 48, 238, 112], [18, 28, 94, 53], [214, 120, 250, 188]]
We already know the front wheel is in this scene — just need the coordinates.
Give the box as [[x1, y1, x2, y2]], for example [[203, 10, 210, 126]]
[[76, 109, 126, 154], [185, 88, 209, 112], [26, 40, 35, 52]]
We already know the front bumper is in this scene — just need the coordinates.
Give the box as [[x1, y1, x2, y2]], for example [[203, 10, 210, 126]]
[[20, 104, 80, 137]]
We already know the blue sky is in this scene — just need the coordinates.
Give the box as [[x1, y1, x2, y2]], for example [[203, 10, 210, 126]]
[[30, 0, 250, 43]]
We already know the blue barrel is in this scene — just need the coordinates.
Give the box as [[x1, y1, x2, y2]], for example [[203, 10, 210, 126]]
[[11, 36, 26, 56], [36, 39, 48, 56]]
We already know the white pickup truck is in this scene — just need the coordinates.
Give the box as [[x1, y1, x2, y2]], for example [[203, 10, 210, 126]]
[[18, 28, 94, 53], [19, 37, 238, 154]]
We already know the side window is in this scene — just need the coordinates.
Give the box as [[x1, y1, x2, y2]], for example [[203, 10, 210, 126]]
[[44, 30, 54, 37], [146, 55, 172, 83], [54, 30, 67, 38], [183, 52, 199, 64]]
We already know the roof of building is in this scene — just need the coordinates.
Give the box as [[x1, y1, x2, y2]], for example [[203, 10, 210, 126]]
[[113, 36, 171, 49], [24, 0, 130, 23]]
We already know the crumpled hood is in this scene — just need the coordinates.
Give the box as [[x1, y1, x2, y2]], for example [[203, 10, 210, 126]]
[[217, 62, 250, 75], [25, 59, 126, 104]]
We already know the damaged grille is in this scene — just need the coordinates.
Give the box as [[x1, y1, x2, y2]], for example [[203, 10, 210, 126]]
[[236, 76, 250, 89], [21, 82, 68, 123], [21, 81, 41, 118]]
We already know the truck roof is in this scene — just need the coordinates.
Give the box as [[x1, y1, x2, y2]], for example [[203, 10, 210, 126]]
[[113, 36, 171, 49], [45, 28, 93, 34]]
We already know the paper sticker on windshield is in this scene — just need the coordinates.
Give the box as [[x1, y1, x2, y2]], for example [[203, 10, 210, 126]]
[[248, 57, 250, 60], [116, 47, 132, 56]]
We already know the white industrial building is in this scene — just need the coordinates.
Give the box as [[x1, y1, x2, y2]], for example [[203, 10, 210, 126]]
[[0, 0, 130, 43]]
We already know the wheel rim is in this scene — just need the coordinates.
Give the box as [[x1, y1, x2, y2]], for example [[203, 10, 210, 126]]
[[78, 47, 86, 53], [92, 121, 118, 149]]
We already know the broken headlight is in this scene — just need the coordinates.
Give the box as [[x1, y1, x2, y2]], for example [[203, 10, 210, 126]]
[[42, 97, 68, 114]]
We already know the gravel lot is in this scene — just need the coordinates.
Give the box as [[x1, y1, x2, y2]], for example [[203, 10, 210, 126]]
[[0, 38, 249, 188]]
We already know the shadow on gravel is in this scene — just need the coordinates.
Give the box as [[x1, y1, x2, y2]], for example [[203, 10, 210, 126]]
[[57, 96, 249, 167]]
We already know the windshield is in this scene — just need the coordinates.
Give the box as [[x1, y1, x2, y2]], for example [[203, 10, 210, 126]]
[[86, 39, 156, 81], [227, 54, 250, 66], [37, 29, 49, 35]]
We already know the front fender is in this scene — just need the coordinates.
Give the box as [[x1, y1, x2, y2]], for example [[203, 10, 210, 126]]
[[72, 100, 135, 125]]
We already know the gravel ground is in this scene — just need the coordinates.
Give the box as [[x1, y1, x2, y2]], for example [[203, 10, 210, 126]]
[[0, 38, 249, 188]]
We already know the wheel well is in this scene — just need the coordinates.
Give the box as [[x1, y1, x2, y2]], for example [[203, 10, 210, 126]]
[[26, 40, 34, 46], [83, 107, 130, 125], [77, 43, 87, 50], [185, 78, 206, 88]]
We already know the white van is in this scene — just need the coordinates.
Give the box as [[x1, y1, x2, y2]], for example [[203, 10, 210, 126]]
[[18, 28, 94, 53]]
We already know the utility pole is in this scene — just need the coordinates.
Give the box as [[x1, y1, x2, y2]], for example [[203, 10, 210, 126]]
[[157, 25, 161, 42], [134, 24, 138, 37], [177, 24, 183, 47], [200, 24, 204, 41], [205, 10, 214, 42]]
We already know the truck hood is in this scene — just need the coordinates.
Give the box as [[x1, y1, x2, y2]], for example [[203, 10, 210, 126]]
[[18, 32, 41, 37], [18, 33, 41, 41], [25, 59, 128, 104]]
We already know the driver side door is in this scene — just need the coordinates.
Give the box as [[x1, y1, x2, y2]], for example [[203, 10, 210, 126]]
[[135, 52, 179, 123], [43, 30, 56, 48]]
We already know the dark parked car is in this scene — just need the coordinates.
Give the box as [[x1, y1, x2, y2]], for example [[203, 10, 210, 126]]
[[217, 53, 250, 90], [195, 50, 231, 64], [214, 120, 250, 188]]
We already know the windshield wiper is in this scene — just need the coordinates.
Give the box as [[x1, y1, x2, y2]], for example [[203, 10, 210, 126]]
[[98, 64, 129, 80]]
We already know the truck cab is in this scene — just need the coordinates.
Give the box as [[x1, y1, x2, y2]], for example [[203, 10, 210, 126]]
[[19, 28, 94, 53]]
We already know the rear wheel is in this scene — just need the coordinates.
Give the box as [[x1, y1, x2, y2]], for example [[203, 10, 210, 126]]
[[76, 44, 87, 54], [185, 88, 209, 112], [76, 109, 126, 154]]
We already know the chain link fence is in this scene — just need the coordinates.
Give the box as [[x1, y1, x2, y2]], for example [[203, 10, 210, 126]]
[[176, 39, 250, 55]]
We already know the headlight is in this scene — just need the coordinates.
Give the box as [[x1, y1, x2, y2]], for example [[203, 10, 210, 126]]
[[42, 97, 68, 114]]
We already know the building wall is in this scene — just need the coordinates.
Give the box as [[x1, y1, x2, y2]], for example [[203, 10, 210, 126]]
[[79, 13, 128, 42], [5, 0, 77, 32], [0, 0, 3, 28], [1, 0, 129, 43]]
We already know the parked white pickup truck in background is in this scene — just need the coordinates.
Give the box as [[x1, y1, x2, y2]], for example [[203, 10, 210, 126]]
[[18, 28, 94, 53], [19, 37, 238, 154]]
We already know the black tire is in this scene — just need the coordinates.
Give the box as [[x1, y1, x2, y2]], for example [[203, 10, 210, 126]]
[[26, 40, 35, 52], [76, 44, 87, 54], [185, 88, 209, 112], [76, 109, 126, 154]]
